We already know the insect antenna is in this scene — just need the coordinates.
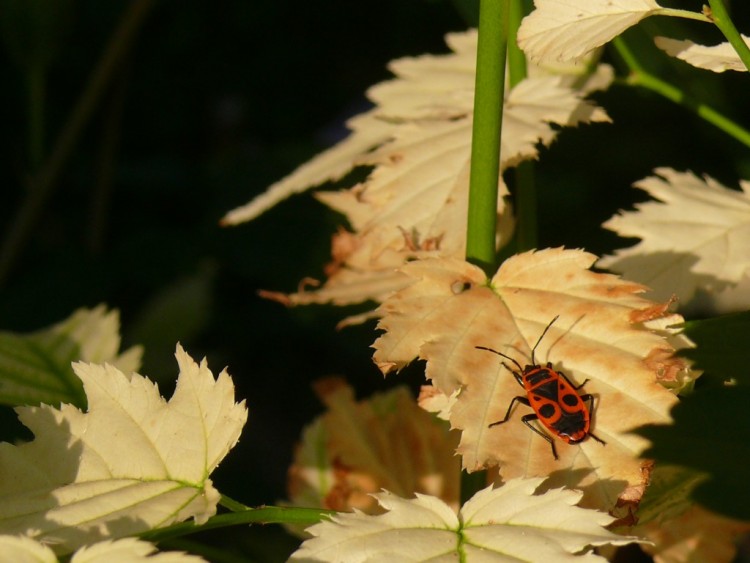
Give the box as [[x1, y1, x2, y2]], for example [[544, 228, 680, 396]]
[[530, 315, 559, 365], [475, 346, 523, 373]]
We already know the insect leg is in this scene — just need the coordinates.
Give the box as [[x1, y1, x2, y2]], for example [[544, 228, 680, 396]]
[[489, 395, 530, 428], [557, 369, 589, 390], [520, 413, 558, 460], [579, 393, 606, 445]]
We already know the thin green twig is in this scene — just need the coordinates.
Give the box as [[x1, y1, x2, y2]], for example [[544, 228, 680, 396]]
[[613, 37, 750, 150], [466, 0, 509, 273], [140, 505, 334, 544], [707, 0, 750, 73], [655, 7, 712, 24]]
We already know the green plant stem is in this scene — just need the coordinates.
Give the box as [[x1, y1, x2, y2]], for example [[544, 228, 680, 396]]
[[0, 0, 155, 287], [466, 0, 509, 273], [140, 505, 335, 544], [707, 0, 750, 73], [220, 494, 251, 512], [613, 37, 750, 150]]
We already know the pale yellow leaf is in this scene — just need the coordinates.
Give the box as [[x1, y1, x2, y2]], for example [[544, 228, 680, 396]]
[[49, 304, 142, 374], [519, 0, 664, 63], [221, 111, 392, 225], [373, 249, 684, 512], [71, 538, 207, 563], [291, 478, 644, 562], [287, 379, 460, 520], [599, 168, 750, 304], [259, 29, 608, 310], [226, 29, 610, 315], [0, 535, 57, 563], [0, 346, 247, 555], [0, 537, 207, 563], [655, 35, 750, 73]]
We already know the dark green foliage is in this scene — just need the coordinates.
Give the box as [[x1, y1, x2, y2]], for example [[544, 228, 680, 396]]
[[634, 387, 750, 521], [680, 312, 750, 386]]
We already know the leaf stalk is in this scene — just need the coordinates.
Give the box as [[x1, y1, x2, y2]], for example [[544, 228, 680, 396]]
[[613, 37, 750, 150], [706, 0, 750, 73]]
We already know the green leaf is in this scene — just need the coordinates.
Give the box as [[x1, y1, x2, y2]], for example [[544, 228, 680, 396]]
[[680, 311, 750, 385], [634, 387, 750, 520], [0, 305, 142, 408]]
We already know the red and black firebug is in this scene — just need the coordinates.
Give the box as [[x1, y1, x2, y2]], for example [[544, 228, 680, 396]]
[[477, 316, 605, 460]]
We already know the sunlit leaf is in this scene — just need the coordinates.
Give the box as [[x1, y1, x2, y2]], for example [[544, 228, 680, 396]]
[[373, 248, 685, 511], [599, 168, 750, 305], [291, 478, 644, 561], [70, 538, 207, 562], [0, 535, 56, 562], [0, 346, 247, 554], [233, 30, 609, 312], [518, 0, 665, 62], [655, 35, 750, 73], [221, 112, 392, 225], [0, 536, 208, 563]]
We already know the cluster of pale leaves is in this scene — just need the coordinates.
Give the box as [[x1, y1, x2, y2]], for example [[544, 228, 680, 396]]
[[0, 309, 648, 562], [517, 1, 750, 313], [225, 3, 750, 317], [224, 28, 612, 323], [518, 0, 748, 73], [220, 1, 750, 561], [0, 308, 247, 560]]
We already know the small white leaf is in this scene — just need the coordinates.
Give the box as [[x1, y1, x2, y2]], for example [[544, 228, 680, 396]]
[[655, 35, 750, 73], [519, 0, 663, 62], [291, 479, 644, 561]]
